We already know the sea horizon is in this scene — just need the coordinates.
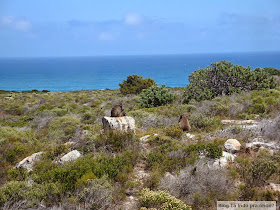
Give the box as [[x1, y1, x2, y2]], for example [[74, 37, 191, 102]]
[[1, 51, 280, 92]]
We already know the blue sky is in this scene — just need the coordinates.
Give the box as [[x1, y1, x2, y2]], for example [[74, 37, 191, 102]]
[[0, 0, 279, 57]]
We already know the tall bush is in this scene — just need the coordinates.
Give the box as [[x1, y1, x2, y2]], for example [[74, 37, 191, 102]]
[[119, 75, 156, 95], [184, 60, 277, 102], [139, 85, 175, 108]]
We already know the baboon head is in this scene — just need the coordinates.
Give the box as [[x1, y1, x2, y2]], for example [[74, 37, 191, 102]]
[[178, 114, 191, 132]]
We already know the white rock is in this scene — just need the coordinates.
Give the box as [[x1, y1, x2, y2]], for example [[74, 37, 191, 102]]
[[140, 135, 151, 142], [251, 141, 278, 150], [213, 151, 236, 168], [59, 150, 82, 164], [102, 116, 136, 133], [221, 120, 258, 125], [186, 133, 195, 139], [16, 152, 44, 172], [269, 183, 280, 192], [140, 133, 158, 142], [224, 139, 241, 153]]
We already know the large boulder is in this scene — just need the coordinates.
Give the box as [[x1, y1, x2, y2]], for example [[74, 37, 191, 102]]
[[102, 116, 136, 133], [16, 152, 44, 172], [59, 150, 82, 164], [224, 139, 241, 153]]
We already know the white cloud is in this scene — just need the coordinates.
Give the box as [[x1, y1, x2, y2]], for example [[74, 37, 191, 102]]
[[124, 13, 143, 25], [1, 15, 32, 32]]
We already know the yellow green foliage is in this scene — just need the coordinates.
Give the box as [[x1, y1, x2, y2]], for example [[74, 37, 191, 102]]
[[139, 188, 191, 210]]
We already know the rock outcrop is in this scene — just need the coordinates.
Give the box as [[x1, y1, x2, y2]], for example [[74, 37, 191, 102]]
[[16, 152, 44, 172], [224, 139, 241, 153], [102, 116, 136, 133], [59, 150, 82, 164]]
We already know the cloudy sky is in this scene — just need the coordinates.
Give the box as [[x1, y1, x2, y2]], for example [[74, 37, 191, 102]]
[[0, 0, 279, 57]]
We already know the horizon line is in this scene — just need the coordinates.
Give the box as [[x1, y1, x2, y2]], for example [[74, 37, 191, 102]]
[[0, 50, 279, 59]]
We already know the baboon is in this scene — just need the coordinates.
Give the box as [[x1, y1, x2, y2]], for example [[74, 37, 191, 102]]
[[178, 114, 191, 132], [111, 103, 126, 117]]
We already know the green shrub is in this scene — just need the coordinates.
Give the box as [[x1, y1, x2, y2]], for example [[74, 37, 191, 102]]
[[165, 125, 183, 139], [82, 112, 97, 124], [248, 96, 267, 114], [139, 188, 191, 210], [0, 181, 61, 208], [139, 85, 175, 108], [4, 105, 23, 115], [77, 177, 113, 209], [190, 114, 221, 132], [205, 142, 223, 159], [33, 151, 137, 194], [7, 168, 27, 181], [210, 102, 229, 117], [48, 116, 81, 142], [249, 160, 277, 187], [6, 142, 28, 163], [185, 142, 223, 159], [51, 108, 69, 116], [76, 171, 96, 187], [262, 67, 280, 76], [238, 113, 256, 120], [96, 131, 138, 152], [119, 75, 156, 95], [45, 144, 68, 160], [184, 60, 277, 102]]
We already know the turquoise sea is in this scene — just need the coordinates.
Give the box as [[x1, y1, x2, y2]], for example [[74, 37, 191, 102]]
[[0, 52, 280, 92]]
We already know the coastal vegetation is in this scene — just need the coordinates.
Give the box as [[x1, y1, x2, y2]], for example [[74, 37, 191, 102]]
[[0, 61, 280, 209], [119, 75, 156, 95]]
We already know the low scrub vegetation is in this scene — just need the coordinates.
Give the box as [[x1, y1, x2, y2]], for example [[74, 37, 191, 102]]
[[0, 62, 279, 209]]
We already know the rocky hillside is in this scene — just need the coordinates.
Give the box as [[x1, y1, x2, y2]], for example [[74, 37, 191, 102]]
[[0, 86, 279, 209]]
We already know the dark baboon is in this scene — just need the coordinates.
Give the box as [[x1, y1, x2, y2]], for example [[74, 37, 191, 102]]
[[178, 114, 191, 132], [111, 103, 126, 117]]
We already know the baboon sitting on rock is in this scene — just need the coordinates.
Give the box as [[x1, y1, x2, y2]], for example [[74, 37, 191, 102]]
[[111, 103, 126, 117], [178, 114, 191, 132]]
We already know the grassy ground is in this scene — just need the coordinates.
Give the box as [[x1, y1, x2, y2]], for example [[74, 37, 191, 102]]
[[0, 87, 280, 209]]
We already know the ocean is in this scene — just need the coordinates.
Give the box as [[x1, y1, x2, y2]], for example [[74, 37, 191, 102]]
[[0, 52, 280, 92]]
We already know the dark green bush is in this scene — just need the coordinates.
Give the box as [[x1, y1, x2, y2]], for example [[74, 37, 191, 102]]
[[262, 67, 280, 76], [6, 142, 28, 163], [204, 142, 223, 159], [119, 75, 156, 95], [139, 85, 175, 108], [184, 60, 277, 102], [7, 168, 27, 181]]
